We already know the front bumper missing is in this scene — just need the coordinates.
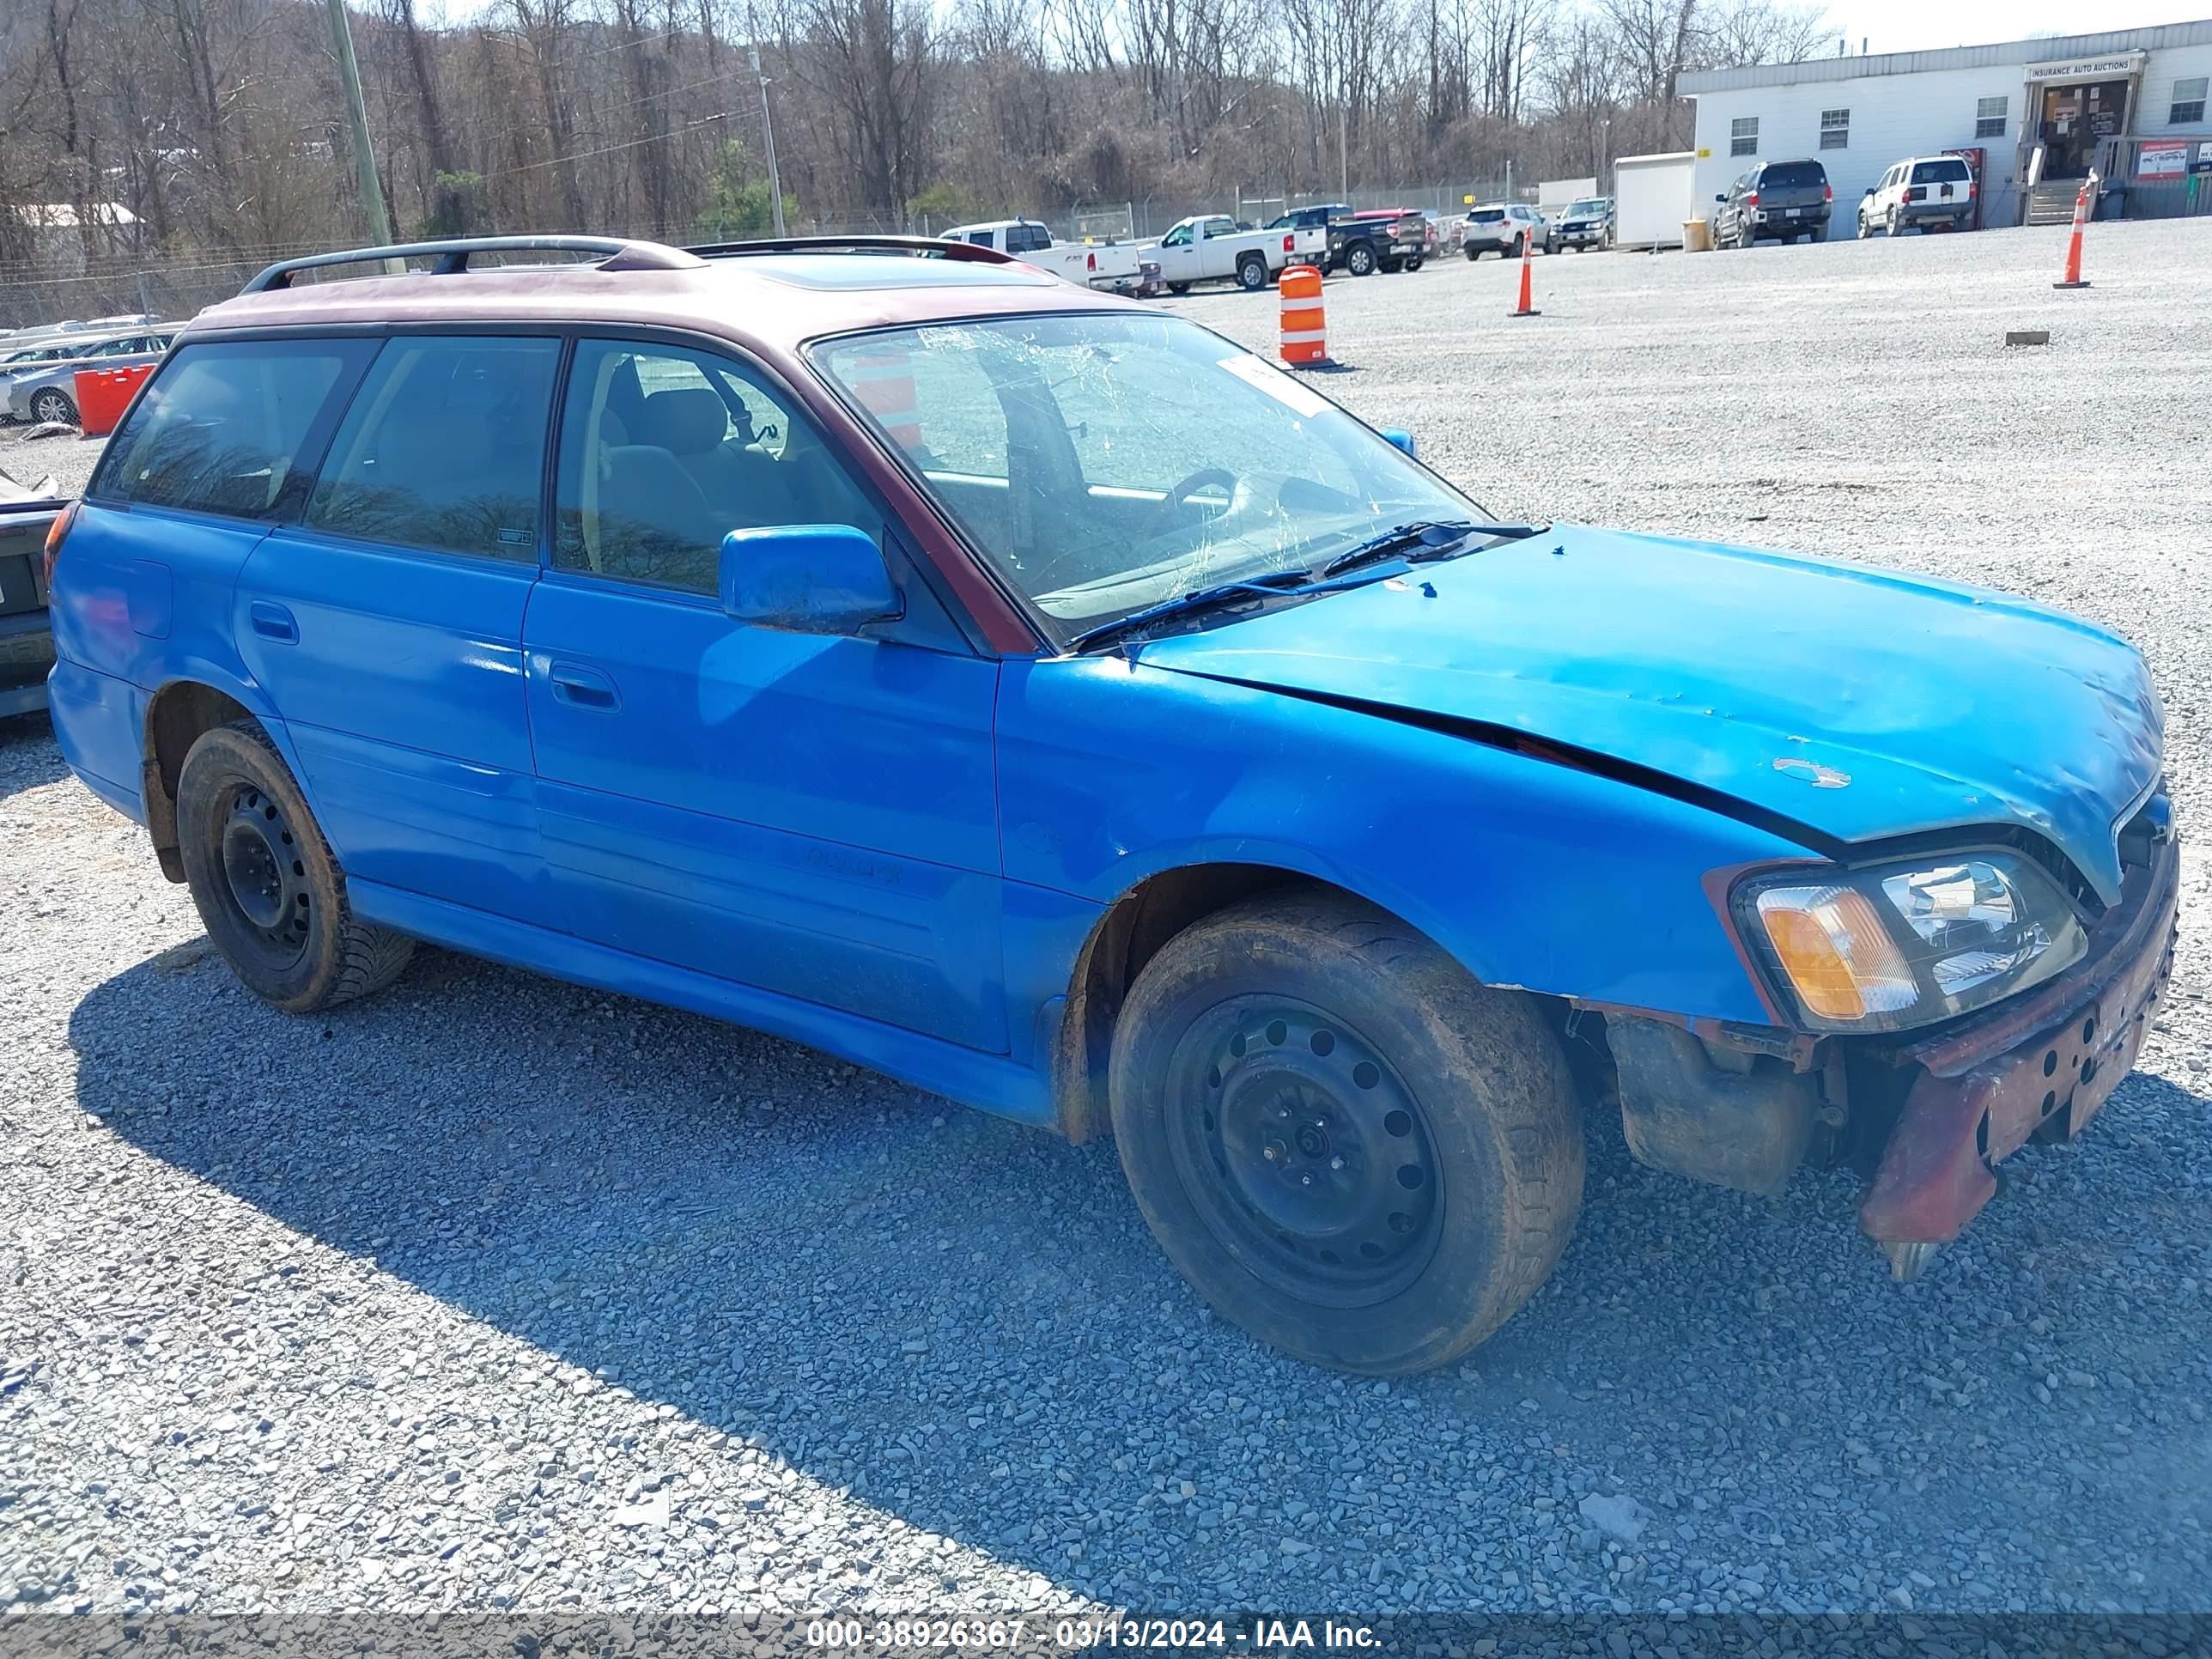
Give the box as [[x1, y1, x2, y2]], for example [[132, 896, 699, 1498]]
[[1857, 838, 2181, 1271]]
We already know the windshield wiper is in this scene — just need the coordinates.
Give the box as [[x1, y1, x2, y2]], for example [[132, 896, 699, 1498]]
[[1064, 569, 1315, 654], [1319, 519, 1541, 580]]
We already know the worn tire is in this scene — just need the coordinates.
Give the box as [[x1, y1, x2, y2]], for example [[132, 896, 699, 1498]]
[[176, 720, 414, 1013], [1108, 890, 1584, 1375]]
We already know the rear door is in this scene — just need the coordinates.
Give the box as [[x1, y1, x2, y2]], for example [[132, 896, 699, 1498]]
[[1759, 160, 1828, 222], [521, 334, 1006, 1051], [239, 332, 562, 923], [1908, 157, 1973, 214]]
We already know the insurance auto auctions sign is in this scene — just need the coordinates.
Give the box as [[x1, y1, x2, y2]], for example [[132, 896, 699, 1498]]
[[2024, 52, 2146, 81]]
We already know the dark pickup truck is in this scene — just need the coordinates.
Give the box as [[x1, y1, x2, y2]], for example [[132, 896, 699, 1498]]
[[1264, 204, 1425, 276], [0, 471, 63, 717]]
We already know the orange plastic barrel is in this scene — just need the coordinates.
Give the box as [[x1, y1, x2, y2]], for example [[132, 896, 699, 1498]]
[[1278, 264, 1328, 368], [74, 363, 155, 436]]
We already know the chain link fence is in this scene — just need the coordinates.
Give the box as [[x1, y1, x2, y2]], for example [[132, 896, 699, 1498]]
[[0, 182, 1528, 330]]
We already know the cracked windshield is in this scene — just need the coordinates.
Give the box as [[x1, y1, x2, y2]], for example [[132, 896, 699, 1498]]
[[813, 313, 1486, 636]]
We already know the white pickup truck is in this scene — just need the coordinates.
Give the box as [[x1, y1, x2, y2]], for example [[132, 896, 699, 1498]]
[[1152, 215, 1329, 293], [942, 220, 1160, 295]]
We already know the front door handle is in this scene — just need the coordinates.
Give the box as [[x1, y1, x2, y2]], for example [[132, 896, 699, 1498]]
[[547, 661, 619, 712], [248, 601, 297, 643]]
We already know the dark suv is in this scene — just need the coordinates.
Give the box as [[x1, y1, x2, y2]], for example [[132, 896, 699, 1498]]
[[1712, 159, 1832, 247]]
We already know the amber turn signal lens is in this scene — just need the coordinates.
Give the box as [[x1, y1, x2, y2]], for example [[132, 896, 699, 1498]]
[[1754, 884, 1917, 1022]]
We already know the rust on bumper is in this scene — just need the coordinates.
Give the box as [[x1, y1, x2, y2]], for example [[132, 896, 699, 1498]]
[[1858, 839, 2181, 1248]]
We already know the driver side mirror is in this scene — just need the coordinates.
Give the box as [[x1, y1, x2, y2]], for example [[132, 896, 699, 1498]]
[[1381, 428, 1418, 459], [720, 525, 901, 635], [1715, 193, 1728, 204]]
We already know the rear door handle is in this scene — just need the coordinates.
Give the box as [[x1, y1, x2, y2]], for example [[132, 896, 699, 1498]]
[[547, 661, 619, 711], [248, 601, 297, 643]]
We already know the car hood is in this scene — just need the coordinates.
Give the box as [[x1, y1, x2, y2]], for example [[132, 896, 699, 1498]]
[[1136, 525, 2162, 902]]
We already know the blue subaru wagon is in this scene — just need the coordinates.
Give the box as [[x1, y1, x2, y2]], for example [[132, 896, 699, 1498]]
[[46, 235, 2178, 1373]]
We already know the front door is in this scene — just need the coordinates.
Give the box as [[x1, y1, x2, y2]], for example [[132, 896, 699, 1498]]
[[239, 332, 562, 923], [521, 335, 1006, 1051], [2039, 78, 2130, 179]]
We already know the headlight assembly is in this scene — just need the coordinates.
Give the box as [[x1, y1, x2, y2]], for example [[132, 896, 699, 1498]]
[[1735, 852, 2087, 1034]]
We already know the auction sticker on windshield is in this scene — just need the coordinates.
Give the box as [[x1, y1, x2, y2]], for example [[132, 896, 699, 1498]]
[[1216, 354, 1328, 418]]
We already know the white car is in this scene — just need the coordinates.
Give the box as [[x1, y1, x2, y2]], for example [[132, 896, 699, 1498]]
[[1151, 216, 1328, 294], [1857, 156, 1977, 238], [942, 220, 1159, 295], [1459, 204, 1551, 259]]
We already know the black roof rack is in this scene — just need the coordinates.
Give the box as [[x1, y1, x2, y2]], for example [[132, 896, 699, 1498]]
[[240, 235, 705, 294], [683, 234, 1018, 264]]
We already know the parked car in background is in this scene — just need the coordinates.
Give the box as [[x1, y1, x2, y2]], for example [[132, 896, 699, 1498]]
[[1461, 203, 1550, 258], [0, 326, 177, 426], [1553, 197, 1614, 252], [1152, 214, 1325, 292], [1713, 158, 1832, 247], [0, 464, 63, 718], [940, 220, 1160, 295], [1858, 156, 1978, 237], [1328, 209, 1427, 276]]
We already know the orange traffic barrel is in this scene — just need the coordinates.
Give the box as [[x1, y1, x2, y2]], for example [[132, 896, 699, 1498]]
[[1279, 264, 1328, 368], [842, 347, 923, 449], [74, 363, 155, 435]]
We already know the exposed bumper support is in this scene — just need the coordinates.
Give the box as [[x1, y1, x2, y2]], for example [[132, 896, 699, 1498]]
[[1858, 839, 2181, 1249]]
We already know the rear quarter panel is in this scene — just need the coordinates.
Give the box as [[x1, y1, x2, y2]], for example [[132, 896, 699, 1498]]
[[997, 657, 1810, 1024]]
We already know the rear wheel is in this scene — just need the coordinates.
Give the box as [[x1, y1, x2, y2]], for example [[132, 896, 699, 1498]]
[[1887, 206, 1903, 237], [27, 386, 77, 426], [1109, 890, 1584, 1375], [176, 720, 415, 1013], [1236, 253, 1268, 291], [1166, 281, 1191, 295]]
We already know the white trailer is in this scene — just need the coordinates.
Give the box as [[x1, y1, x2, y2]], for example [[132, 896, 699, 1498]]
[[1537, 176, 1598, 216], [1613, 152, 1698, 250]]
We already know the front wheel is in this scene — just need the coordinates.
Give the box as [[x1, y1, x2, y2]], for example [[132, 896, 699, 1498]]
[[1109, 890, 1585, 1375], [1462, 244, 1479, 261], [1345, 242, 1376, 276], [1166, 281, 1191, 295], [176, 720, 415, 1013], [27, 386, 77, 426]]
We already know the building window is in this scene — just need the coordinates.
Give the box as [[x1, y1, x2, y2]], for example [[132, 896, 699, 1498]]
[[1730, 116, 1759, 157], [1975, 95, 2008, 139], [2172, 77, 2209, 125], [1819, 108, 1850, 149]]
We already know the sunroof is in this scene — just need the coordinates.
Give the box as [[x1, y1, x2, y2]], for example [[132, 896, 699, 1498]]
[[738, 255, 1058, 291]]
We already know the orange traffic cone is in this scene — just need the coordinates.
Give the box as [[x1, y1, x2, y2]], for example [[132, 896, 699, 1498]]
[[2053, 172, 2096, 289], [1508, 256, 1540, 319]]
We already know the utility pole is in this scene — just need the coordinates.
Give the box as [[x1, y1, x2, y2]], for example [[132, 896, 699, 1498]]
[[1338, 98, 1349, 199], [323, 0, 395, 247], [750, 46, 787, 239]]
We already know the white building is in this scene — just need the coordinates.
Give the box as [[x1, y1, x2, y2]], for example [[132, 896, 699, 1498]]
[[1680, 19, 2212, 230]]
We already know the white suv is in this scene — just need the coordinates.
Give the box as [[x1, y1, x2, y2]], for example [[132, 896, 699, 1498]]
[[1858, 156, 1977, 238], [1459, 204, 1550, 259]]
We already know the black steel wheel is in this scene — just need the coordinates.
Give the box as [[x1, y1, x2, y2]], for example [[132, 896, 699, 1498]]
[[1166, 997, 1443, 1307], [1109, 889, 1584, 1374], [176, 720, 414, 1012]]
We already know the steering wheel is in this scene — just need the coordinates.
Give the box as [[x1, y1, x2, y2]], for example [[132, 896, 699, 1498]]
[[1143, 466, 1239, 538]]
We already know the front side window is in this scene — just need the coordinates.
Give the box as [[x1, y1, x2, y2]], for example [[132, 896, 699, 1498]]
[[1976, 95, 2008, 138], [93, 339, 364, 520], [555, 337, 877, 597], [813, 313, 1489, 639], [1161, 224, 1193, 246], [1820, 107, 1850, 149], [307, 336, 559, 562], [2173, 77, 2209, 125], [1730, 115, 1759, 156]]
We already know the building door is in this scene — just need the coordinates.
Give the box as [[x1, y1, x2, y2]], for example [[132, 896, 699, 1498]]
[[2039, 78, 2130, 179]]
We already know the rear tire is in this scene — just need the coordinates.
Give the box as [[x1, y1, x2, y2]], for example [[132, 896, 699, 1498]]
[[27, 387, 77, 426], [1109, 890, 1584, 1375], [176, 720, 415, 1013], [1887, 206, 1903, 238], [1236, 253, 1267, 292], [1166, 282, 1191, 295]]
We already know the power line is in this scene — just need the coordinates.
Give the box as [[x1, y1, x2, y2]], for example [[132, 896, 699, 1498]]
[[484, 110, 730, 178]]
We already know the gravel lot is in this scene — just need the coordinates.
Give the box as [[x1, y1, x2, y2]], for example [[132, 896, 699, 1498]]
[[5, 219, 2212, 1638]]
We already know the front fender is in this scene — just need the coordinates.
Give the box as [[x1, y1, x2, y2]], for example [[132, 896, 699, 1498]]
[[997, 657, 1814, 1025]]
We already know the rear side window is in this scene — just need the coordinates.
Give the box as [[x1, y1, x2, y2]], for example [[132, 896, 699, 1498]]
[[93, 339, 365, 520], [306, 336, 560, 562], [1911, 160, 1972, 185], [1007, 224, 1051, 253], [1761, 161, 1828, 188]]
